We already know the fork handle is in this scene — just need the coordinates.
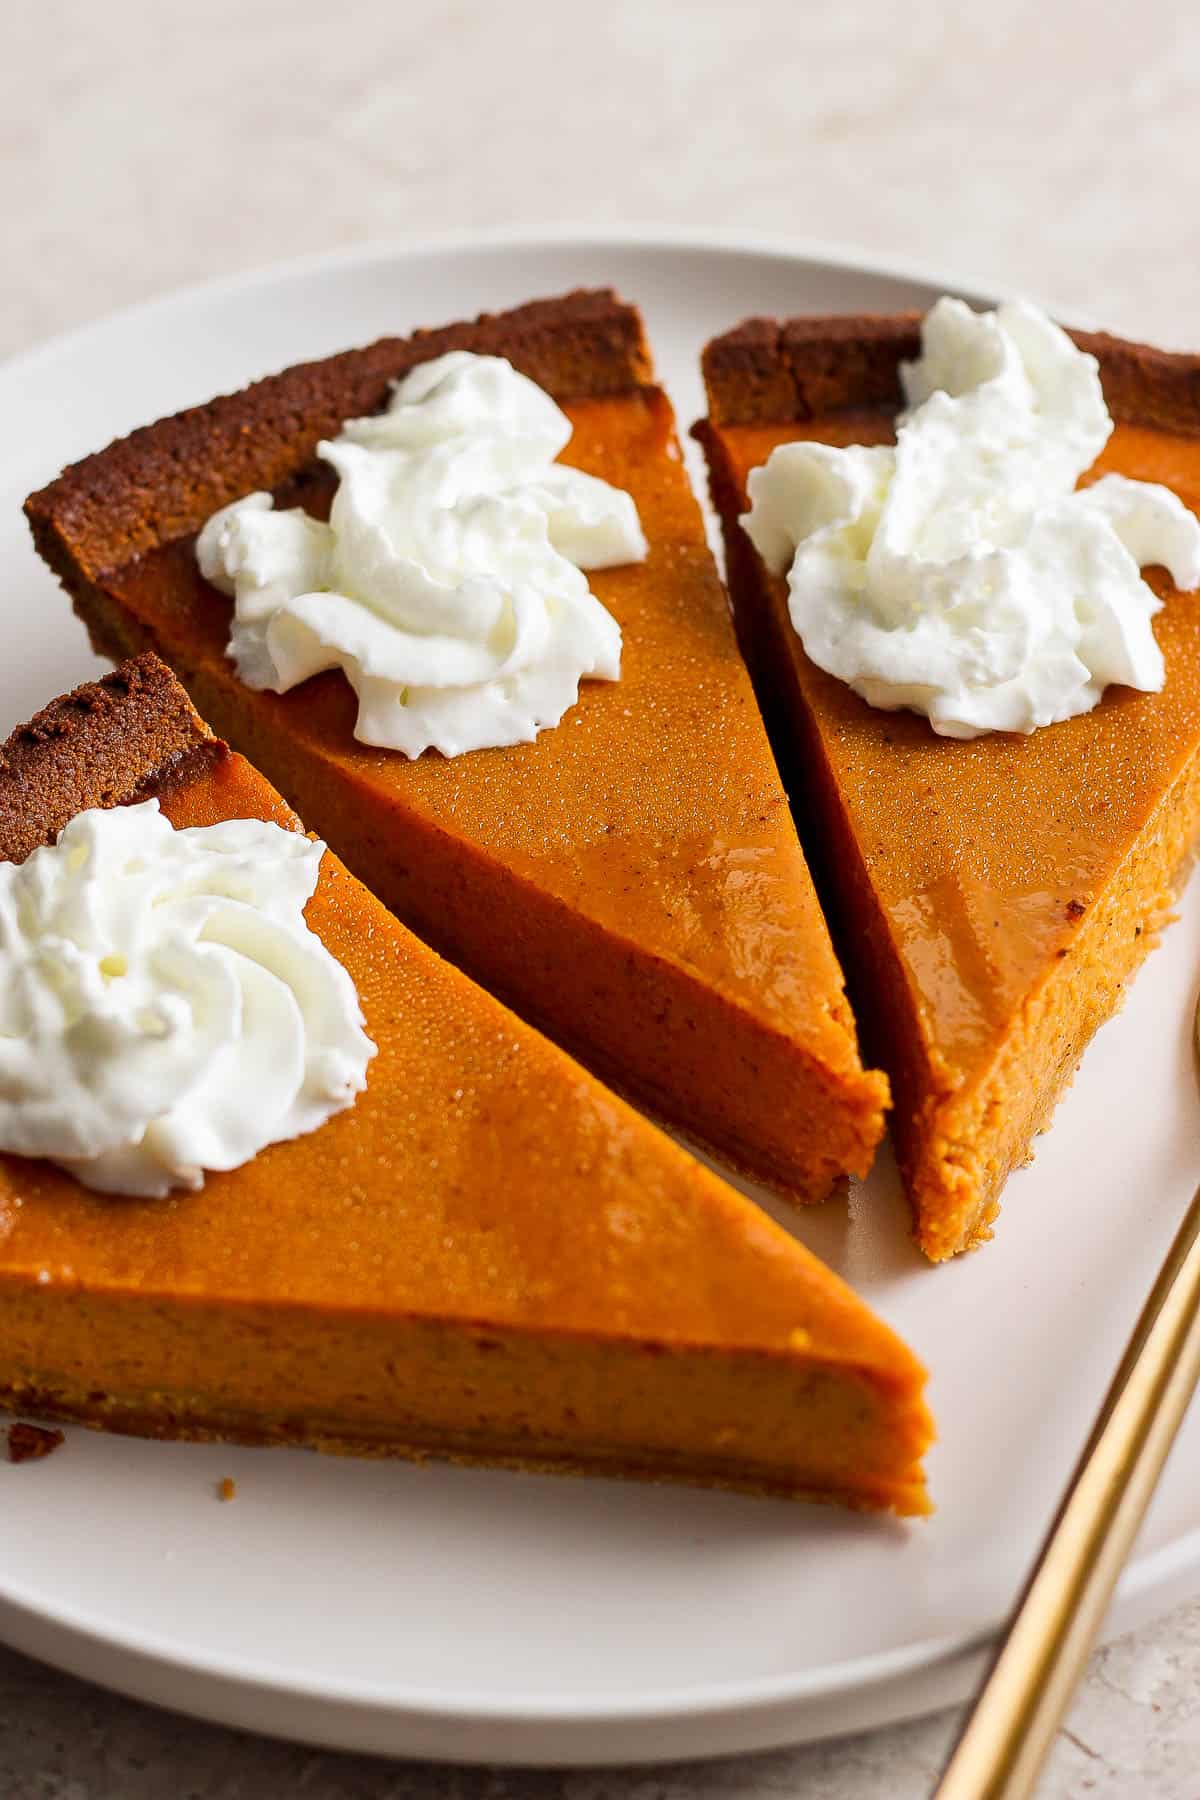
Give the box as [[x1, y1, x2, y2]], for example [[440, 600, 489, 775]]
[[934, 1179, 1200, 1799]]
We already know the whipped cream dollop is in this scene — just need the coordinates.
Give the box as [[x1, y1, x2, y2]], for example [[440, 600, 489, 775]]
[[742, 297, 1200, 737], [196, 351, 647, 758], [0, 802, 375, 1197]]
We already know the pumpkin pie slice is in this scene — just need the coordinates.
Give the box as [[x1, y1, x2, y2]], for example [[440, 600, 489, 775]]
[[24, 291, 886, 1205], [0, 656, 931, 1513], [696, 314, 1200, 1260]]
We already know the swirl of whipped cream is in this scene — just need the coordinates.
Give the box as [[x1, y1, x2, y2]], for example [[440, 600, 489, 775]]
[[196, 351, 647, 758], [0, 802, 375, 1197], [742, 298, 1200, 738]]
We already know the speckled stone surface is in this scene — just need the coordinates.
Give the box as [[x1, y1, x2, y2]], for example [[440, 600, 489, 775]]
[[5, 2, 1200, 1793]]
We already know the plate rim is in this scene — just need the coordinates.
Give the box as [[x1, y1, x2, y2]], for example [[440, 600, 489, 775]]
[[3, 1487, 1197, 1724], [0, 221, 1058, 390], [0, 227, 1162, 1762]]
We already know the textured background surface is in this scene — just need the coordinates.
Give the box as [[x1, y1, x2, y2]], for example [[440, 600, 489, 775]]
[[5, 1, 1200, 1793]]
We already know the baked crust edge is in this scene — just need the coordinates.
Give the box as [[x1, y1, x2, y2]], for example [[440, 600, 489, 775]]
[[702, 310, 1200, 432], [0, 653, 221, 864], [26, 288, 652, 577]]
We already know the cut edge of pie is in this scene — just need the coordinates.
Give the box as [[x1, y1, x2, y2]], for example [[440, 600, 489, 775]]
[[0, 655, 933, 1514], [696, 311, 1200, 1259]]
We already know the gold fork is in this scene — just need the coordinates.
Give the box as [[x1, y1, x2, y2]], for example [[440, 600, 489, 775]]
[[934, 997, 1200, 1798]]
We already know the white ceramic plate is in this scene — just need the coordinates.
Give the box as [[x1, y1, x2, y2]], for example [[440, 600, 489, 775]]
[[2, 232, 1199, 1767]]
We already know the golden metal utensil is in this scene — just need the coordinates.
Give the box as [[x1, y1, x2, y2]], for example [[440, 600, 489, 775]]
[[935, 1001, 1200, 1798]]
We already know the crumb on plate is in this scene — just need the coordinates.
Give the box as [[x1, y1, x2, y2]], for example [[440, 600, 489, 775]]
[[7, 1422, 65, 1464]]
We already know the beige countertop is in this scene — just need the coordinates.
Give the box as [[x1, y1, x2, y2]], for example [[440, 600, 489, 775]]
[[6, 2, 1200, 1793]]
